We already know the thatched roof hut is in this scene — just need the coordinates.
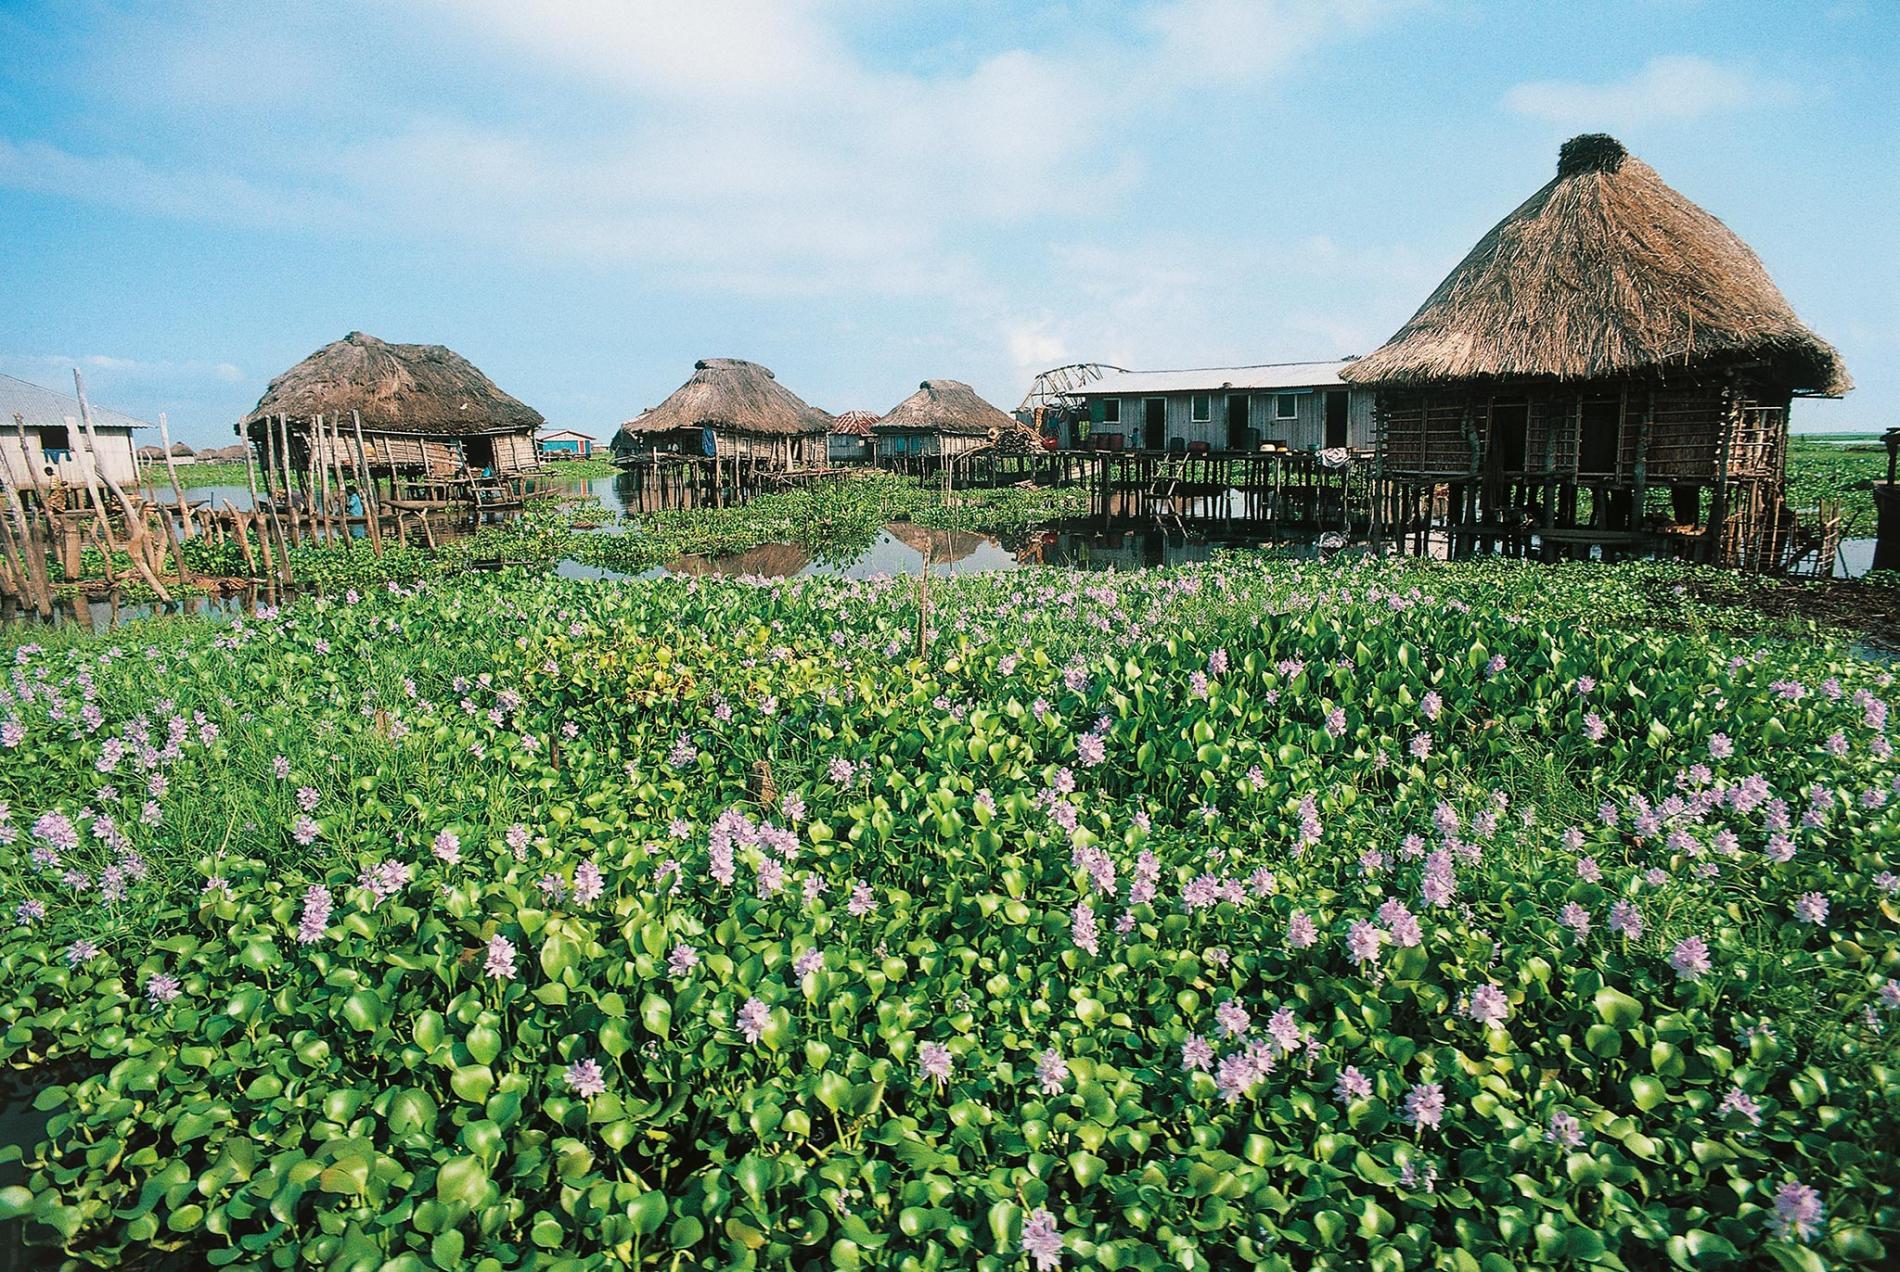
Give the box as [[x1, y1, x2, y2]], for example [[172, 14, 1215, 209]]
[[238, 332, 545, 477], [615, 358, 832, 470], [875, 379, 1018, 438], [241, 331, 545, 435], [619, 359, 832, 442], [1349, 135, 1850, 569], [1342, 135, 1848, 395]]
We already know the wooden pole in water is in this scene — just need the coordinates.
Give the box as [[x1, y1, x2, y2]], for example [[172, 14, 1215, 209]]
[[72, 373, 172, 602], [1, 412, 53, 617], [142, 417, 195, 590], [156, 411, 193, 538], [240, 424, 275, 579], [351, 411, 384, 556], [275, 413, 299, 545], [313, 413, 334, 547], [325, 414, 352, 552], [222, 498, 256, 577]]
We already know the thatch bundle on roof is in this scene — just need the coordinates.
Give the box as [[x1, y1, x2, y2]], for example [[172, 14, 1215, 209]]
[[615, 359, 832, 471], [1343, 135, 1847, 394]]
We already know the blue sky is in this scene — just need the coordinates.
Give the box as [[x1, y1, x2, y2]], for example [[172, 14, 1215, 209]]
[[1, 0, 1894, 447]]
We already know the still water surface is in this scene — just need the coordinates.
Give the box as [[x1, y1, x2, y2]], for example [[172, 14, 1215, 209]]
[[6, 474, 1880, 632]]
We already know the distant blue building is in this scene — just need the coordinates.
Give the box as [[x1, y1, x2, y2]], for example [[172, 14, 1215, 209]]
[[536, 429, 596, 459]]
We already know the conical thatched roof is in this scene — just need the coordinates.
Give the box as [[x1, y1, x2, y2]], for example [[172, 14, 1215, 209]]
[[619, 359, 832, 439], [875, 379, 1018, 437], [1342, 135, 1849, 395], [239, 332, 545, 435]]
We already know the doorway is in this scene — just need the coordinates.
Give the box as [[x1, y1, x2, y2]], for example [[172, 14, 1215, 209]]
[[1143, 398, 1166, 451], [1490, 401, 1528, 474], [1578, 398, 1621, 475], [1324, 391, 1349, 449], [1227, 395, 1251, 450], [463, 435, 496, 475]]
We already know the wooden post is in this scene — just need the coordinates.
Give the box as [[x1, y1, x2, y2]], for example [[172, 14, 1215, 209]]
[[223, 498, 257, 577], [2, 413, 54, 616], [352, 411, 384, 555], [324, 414, 352, 552], [274, 413, 300, 544], [313, 413, 334, 547], [142, 419, 194, 590], [71, 373, 172, 602], [156, 412, 194, 538], [241, 425, 276, 579]]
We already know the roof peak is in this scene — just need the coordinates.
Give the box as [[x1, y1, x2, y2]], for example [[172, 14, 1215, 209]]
[[1557, 134, 1628, 177]]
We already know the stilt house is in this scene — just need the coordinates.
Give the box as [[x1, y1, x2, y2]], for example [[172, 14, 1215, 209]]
[[1342, 134, 1849, 565], [612, 359, 832, 471], [238, 332, 544, 480]]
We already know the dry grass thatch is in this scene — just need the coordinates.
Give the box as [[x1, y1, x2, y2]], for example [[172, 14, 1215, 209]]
[[619, 359, 833, 439], [875, 379, 1018, 437], [1342, 135, 1849, 394], [240, 332, 544, 436]]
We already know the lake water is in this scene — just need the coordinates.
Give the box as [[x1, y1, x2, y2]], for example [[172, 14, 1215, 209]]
[[3, 473, 1880, 632]]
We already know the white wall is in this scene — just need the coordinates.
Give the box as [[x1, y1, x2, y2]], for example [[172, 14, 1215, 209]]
[[0, 424, 140, 490], [1089, 388, 1373, 451]]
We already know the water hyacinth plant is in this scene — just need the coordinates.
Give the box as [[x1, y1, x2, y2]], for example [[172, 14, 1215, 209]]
[[0, 556, 1895, 1268]]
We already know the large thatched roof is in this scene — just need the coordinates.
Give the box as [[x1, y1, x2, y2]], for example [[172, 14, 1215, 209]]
[[239, 332, 544, 436], [875, 379, 1018, 437], [619, 359, 832, 439], [1342, 135, 1849, 395]]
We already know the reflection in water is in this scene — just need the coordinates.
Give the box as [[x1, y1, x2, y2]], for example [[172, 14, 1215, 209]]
[[21, 473, 1877, 632]]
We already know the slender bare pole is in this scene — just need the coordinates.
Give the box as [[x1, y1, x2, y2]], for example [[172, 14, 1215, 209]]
[[275, 413, 300, 544], [2, 413, 53, 615], [71, 372, 171, 601], [156, 412, 193, 537], [240, 424, 274, 578], [352, 411, 384, 556], [142, 416, 194, 589]]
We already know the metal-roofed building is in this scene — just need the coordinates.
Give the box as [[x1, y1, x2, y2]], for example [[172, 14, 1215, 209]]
[[1070, 359, 1373, 453], [0, 371, 149, 491]]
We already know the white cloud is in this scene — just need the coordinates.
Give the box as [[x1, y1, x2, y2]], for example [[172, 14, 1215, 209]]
[[1142, 0, 1401, 85], [0, 0, 1399, 298], [1503, 55, 1800, 129], [0, 354, 245, 385]]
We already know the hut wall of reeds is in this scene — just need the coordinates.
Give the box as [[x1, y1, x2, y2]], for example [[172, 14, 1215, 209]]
[[1343, 134, 1848, 566], [873, 379, 1018, 468], [612, 359, 833, 471], [237, 332, 545, 481]]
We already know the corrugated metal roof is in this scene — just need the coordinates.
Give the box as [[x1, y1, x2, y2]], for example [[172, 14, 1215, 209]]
[[536, 428, 597, 441], [0, 372, 151, 431], [1081, 359, 1359, 396]]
